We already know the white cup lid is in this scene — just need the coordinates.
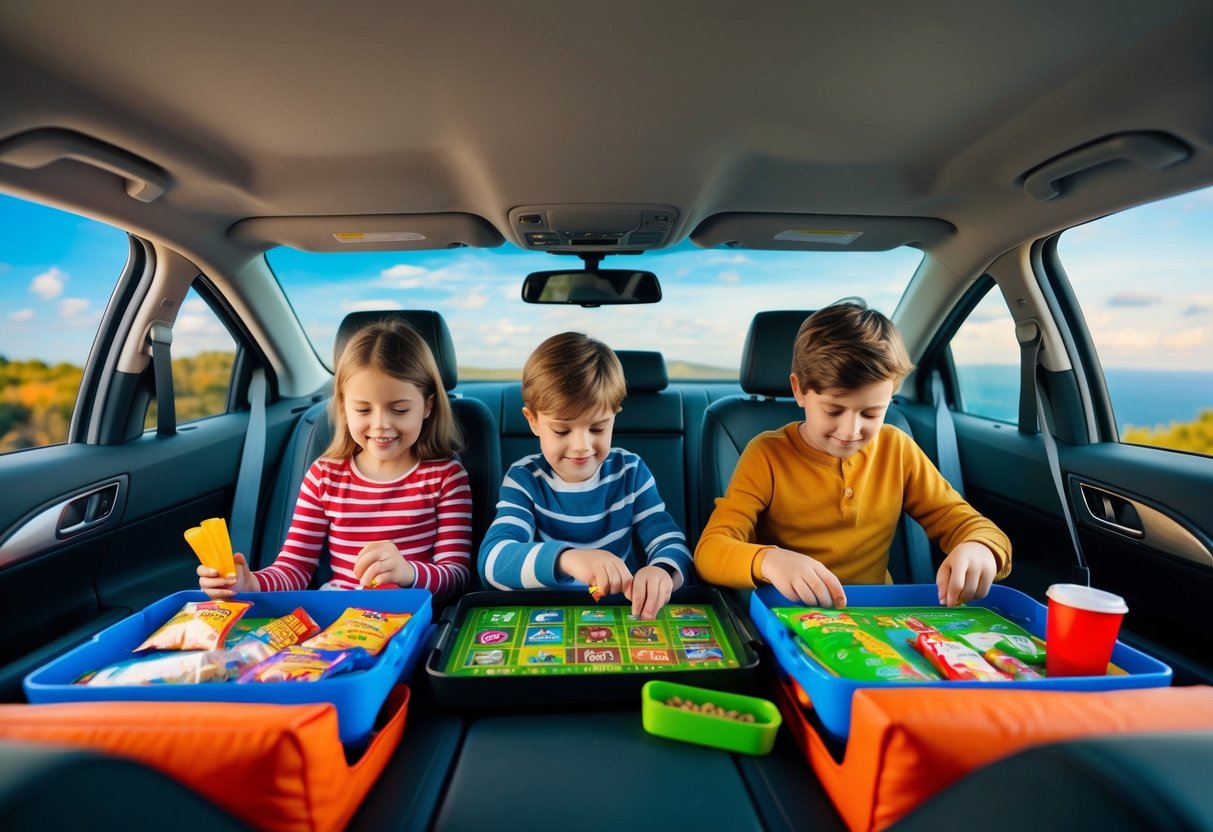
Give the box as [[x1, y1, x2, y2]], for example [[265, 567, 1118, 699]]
[[1047, 583, 1128, 614]]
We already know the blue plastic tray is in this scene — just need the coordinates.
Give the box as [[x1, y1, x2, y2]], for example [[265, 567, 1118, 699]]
[[24, 589, 432, 743], [750, 583, 1172, 742]]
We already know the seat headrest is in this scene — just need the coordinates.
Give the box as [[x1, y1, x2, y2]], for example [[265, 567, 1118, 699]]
[[739, 310, 814, 397], [617, 350, 668, 393], [333, 309, 458, 392]]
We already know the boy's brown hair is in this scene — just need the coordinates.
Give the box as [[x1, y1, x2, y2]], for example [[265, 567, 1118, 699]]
[[792, 297, 915, 392], [324, 319, 464, 461], [522, 332, 627, 419]]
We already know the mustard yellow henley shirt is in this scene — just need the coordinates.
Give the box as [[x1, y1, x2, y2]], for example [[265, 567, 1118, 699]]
[[694, 422, 1012, 588]]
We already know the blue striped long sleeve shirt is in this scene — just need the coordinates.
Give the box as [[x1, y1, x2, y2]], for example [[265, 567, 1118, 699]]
[[478, 448, 693, 590]]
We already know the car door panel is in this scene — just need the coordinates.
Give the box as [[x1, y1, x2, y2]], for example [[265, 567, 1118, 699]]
[[0, 398, 306, 700]]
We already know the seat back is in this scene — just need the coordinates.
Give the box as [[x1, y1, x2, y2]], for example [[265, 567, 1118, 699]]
[[699, 310, 933, 583], [258, 310, 501, 583]]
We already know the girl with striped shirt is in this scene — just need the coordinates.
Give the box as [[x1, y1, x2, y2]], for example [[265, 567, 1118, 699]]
[[198, 320, 472, 601]]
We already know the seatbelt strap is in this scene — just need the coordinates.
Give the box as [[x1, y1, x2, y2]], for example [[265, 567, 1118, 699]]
[[931, 371, 965, 497], [146, 322, 175, 437], [1019, 324, 1090, 586], [229, 366, 267, 559]]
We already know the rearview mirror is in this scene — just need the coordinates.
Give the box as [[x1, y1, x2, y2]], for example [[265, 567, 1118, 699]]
[[521, 269, 662, 306]]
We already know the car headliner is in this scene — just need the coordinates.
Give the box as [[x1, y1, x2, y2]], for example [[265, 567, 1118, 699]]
[[2, 1, 1212, 281]]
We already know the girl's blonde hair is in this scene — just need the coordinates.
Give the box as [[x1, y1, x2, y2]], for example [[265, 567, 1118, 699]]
[[792, 297, 915, 392], [522, 331, 626, 419], [323, 319, 463, 461]]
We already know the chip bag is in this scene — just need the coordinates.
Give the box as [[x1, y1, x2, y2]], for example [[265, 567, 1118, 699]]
[[301, 607, 411, 656], [135, 600, 252, 652]]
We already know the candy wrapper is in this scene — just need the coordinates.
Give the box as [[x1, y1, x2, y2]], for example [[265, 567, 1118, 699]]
[[237, 645, 362, 683], [135, 600, 252, 652]]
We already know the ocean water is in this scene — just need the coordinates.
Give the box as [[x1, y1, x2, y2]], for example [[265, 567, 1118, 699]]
[[955, 366, 1213, 433]]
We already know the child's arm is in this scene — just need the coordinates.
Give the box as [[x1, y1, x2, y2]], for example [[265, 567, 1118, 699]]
[[758, 547, 847, 608], [629, 564, 674, 620], [197, 552, 258, 599], [478, 467, 572, 590], [935, 540, 997, 607], [627, 454, 692, 618], [557, 548, 634, 598], [403, 460, 473, 601], [252, 461, 331, 591], [629, 455, 693, 587], [694, 440, 778, 588]]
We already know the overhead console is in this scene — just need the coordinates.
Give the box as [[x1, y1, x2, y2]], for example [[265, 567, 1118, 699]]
[[508, 204, 679, 252]]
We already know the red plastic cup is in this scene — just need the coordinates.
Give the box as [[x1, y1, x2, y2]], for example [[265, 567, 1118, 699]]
[[1045, 584, 1128, 677]]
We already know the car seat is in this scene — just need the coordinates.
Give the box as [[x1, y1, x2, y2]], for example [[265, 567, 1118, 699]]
[[698, 310, 934, 583], [258, 310, 501, 588]]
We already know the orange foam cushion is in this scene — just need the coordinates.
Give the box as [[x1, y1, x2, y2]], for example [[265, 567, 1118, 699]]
[[0, 684, 409, 832], [773, 679, 1213, 832]]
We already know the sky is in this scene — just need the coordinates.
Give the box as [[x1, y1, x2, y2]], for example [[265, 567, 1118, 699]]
[[2, 186, 1212, 373]]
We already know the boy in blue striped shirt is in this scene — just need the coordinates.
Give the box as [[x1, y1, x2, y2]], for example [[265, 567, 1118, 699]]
[[478, 332, 692, 619]]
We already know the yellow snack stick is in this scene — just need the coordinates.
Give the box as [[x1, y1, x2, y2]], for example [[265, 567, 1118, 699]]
[[202, 517, 236, 576], [184, 526, 218, 570]]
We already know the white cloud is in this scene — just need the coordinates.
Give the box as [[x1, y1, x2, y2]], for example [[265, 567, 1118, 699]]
[[9, 309, 35, 322], [31, 267, 67, 299], [448, 287, 490, 310], [58, 297, 90, 319], [381, 264, 428, 280], [717, 270, 741, 284], [1161, 327, 1206, 350], [340, 298, 403, 312]]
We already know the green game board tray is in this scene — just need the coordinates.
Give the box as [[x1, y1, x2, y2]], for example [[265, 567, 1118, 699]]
[[425, 587, 761, 708]]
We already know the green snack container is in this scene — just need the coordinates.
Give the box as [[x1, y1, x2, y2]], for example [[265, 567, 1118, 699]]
[[642, 680, 781, 756]]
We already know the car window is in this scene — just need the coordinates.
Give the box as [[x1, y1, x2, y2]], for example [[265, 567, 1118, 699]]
[[268, 243, 924, 380], [949, 288, 1019, 424], [1057, 185, 1213, 457], [0, 193, 129, 454], [142, 286, 237, 432]]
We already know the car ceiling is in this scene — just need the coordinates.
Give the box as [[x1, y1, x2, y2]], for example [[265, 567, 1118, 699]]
[[2, 0, 1213, 279]]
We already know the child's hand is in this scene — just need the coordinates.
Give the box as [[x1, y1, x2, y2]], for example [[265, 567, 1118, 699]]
[[558, 548, 633, 598], [197, 552, 256, 598], [936, 541, 997, 606], [628, 564, 673, 620], [759, 547, 847, 608], [354, 540, 416, 588]]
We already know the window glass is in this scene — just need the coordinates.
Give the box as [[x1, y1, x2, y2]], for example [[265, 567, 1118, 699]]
[[0, 193, 129, 453], [949, 288, 1019, 423], [144, 287, 237, 431], [268, 243, 924, 380], [1058, 186, 1213, 457]]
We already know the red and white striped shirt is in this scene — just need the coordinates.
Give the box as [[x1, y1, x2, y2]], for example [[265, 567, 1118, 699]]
[[255, 456, 472, 601]]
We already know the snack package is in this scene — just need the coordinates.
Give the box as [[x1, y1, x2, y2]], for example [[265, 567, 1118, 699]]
[[241, 607, 322, 651], [903, 617, 1006, 681], [237, 645, 361, 683], [301, 607, 411, 656], [774, 609, 932, 682], [135, 600, 252, 652], [960, 631, 1047, 666], [83, 639, 275, 686], [982, 647, 1045, 680]]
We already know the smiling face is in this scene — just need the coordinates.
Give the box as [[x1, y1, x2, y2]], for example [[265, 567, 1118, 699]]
[[342, 367, 433, 480], [523, 405, 617, 483], [791, 375, 894, 459]]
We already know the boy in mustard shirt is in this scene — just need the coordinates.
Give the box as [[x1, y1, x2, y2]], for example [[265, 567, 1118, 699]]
[[694, 298, 1011, 608]]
